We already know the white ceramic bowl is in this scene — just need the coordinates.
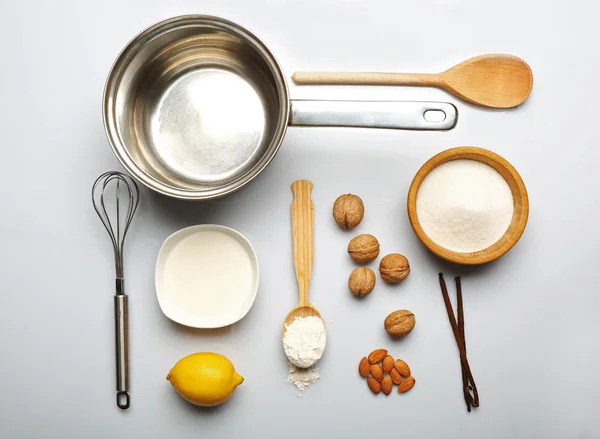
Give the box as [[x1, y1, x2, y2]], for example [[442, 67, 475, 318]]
[[155, 224, 259, 328]]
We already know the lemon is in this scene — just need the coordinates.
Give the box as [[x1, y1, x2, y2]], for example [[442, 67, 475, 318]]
[[166, 352, 244, 407]]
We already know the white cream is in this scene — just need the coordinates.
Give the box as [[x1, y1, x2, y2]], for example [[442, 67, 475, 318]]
[[155, 225, 259, 328]]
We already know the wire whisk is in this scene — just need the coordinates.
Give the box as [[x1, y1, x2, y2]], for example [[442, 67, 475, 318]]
[[92, 171, 140, 410]]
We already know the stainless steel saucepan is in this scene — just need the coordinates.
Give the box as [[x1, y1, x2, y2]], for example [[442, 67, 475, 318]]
[[103, 15, 457, 200]]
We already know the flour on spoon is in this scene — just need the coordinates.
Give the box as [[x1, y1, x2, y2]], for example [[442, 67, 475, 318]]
[[283, 316, 326, 394]]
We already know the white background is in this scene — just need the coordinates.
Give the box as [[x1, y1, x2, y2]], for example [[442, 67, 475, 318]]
[[1, 0, 598, 438]]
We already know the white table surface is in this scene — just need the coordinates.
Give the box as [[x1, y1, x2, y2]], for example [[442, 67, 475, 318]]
[[1, 0, 598, 438]]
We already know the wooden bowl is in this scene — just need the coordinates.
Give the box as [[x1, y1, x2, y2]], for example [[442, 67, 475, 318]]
[[407, 147, 529, 265]]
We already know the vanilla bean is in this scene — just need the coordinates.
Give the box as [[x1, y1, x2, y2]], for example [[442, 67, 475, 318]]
[[456, 276, 471, 412], [439, 273, 479, 411], [455, 277, 479, 409]]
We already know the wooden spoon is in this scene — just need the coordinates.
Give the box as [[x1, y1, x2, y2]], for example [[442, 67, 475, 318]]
[[292, 54, 533, 109], [282, 180, 325, 342]]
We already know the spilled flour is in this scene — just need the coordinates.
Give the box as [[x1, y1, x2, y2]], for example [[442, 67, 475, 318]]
[[286, 364, 320, 396]]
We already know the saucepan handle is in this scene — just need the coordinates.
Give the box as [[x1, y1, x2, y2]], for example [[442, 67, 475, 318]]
[[289, 100, 457, 131]]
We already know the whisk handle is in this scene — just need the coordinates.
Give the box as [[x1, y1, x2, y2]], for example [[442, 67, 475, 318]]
[[114, 282, 130, 410]]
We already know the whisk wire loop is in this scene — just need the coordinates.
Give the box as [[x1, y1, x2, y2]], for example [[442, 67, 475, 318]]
[[92, 171, 140, 279]]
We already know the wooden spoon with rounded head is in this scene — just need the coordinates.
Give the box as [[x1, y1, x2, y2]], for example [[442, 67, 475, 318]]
[[292, 54, 533, 109], [282, 180, 324, 342]]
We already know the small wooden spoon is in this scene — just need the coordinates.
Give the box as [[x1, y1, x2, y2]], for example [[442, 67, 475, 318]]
[[282, 180, 325, 342], [292, 54, 533, 109]]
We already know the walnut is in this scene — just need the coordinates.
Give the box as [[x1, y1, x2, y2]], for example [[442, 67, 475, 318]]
[[379, 253, 410, 283], [348, 267, 376, 297], [333, 194, 364, 229], [384, 310, 415, 337], [348, 234, 380, 263]]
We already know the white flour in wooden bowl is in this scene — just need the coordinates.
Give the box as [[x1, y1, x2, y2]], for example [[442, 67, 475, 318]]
[[416, 159, 514, 253]]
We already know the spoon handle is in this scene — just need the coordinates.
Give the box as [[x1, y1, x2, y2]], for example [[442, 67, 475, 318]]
[[291, 71, 440, 86], [291, 180, 314, 306]]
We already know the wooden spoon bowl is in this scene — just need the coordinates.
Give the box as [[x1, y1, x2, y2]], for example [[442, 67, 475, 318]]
[[439, 54, 533, 109], [282, 305, 323, 338], [407, 147, 529, 265]]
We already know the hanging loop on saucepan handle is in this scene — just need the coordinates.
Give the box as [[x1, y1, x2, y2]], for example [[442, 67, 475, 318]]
[[289, 100, 457, 130]]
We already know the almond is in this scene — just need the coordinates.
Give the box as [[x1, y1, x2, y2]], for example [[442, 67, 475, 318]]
[[368, 349, 388, 364], [367, 377, 381, 394], [358, 357, 370, 378], [397, 376, 415, 393], [382, 355, 394, 374], [381, 376, 393, 395], [370, 364, 384, 382], [390, 368, 402, 385], [394, 359, 411, 377]]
